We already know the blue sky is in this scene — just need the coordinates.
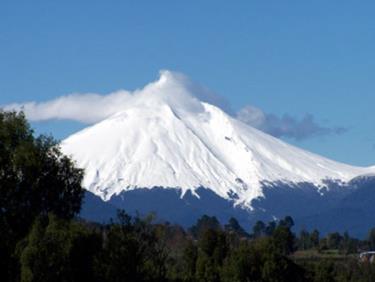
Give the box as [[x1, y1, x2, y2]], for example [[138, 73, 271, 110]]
[[1, 1, 374, 166]]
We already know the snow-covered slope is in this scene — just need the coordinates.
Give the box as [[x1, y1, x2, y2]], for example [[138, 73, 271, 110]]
[[61, 71, 373, 207]]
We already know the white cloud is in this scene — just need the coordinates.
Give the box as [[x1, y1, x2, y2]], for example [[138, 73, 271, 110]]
[[3, 70, 229, 124], [4, 91, 132, 123], [237, 105, 347, 140], [2, 69, 345, 140], [236, 105, 266, 128]]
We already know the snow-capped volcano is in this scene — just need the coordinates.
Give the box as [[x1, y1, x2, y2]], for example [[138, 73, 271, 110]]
[[61, 71, 373, 207]]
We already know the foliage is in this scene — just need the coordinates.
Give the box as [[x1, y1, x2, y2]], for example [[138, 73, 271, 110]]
[[0, 112, 84, 237], [0, 111, 84, 281], [96, 211, 168, 282], [189, 215, 221, 239], [18, 214, 101, 282], [368, 228, 375, 250], [224, 217, 248, 238], [3, 110, 375, 282]]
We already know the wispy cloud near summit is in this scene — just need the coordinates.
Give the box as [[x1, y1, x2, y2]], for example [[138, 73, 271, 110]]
[[237, 105, 347, 140], [2, 71, 229, 124], [3, 91, 132, 124], [2, 70, 346, 140]]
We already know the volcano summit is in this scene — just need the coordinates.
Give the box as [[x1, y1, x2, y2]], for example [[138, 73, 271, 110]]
[[60, 71, 375, 236]]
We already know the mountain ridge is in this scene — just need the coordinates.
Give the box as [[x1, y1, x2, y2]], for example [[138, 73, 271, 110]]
[[61, 71, 374, 208]]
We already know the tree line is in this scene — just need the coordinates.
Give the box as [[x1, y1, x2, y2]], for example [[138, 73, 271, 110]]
[[1, 110, 375, 282]]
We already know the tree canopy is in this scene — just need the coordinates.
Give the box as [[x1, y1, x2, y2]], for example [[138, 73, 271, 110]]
[[0, 111, 84, 280]]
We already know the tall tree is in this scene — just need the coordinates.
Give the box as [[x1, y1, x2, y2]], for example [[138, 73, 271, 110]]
[[189, 215, 221, 238], [0, 111, 84, 279], [253, 220, 266, 238], [0, 111, 84, 238], [18, 214, 101, 282], [368, 228, 375, 251], [298, 229, 311, 251], [97, 211, 168, 282], [272, 225, 296, 256], [224, 217, 247, 238], [310, 229, 320, 249]]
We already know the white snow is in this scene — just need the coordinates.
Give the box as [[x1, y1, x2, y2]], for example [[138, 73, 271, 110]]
[[60, 71, 374, 207]]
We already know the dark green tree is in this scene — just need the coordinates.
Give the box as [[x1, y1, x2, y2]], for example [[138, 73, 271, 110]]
[[265, 221, 277, 236], [310, 229, 320, 249], [97, 211, 168, 282], [314, 260, 335, 282], [223, 237, 305, 282], [368, 228, 375, 250], [339, 231, 358, 254], [326, 232, 342, 249], [0, 112, 84, 235], [298, 229, 311, 250], [224, 217, 247, 238], [189, 215, 221, 239], [221, 242, 262, 282], [0, 111, 84, 280], [272, 225, 295, 256], [196, 229, 227, 282], [279, 216, 294, 229], [181, 240, 198, 282], [253, 220, 266, 238], [18, 214, 101, 282]]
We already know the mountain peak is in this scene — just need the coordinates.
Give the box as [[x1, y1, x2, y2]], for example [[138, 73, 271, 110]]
[[61, 94, 372, 206], [108, 70, 207, 120]]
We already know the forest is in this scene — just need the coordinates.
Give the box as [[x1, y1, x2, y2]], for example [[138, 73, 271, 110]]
[[1, 110, 375, 282]]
